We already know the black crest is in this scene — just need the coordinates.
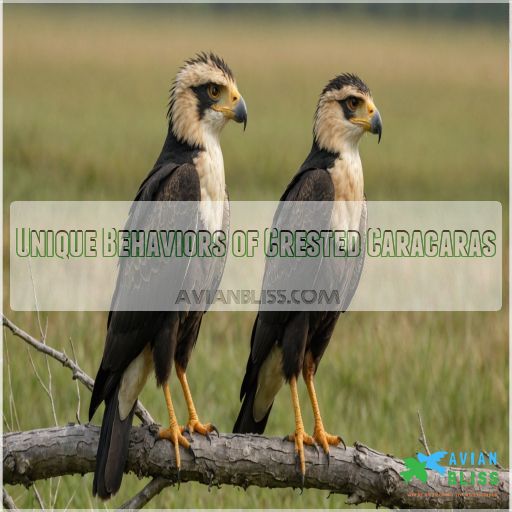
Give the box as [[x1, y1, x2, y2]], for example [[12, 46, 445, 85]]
[[322, 73, 370, 96], [184, 51, 234, 80]]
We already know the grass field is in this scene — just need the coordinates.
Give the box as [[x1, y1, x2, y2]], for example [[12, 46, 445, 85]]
[[3, 4, 509, 509]]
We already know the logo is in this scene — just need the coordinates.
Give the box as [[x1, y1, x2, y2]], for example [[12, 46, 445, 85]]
[[400, 451, 499, 486]]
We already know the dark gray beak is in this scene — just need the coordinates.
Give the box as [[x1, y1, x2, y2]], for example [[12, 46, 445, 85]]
[[233, 97, 247, 131], [370, 110, 382, 143]]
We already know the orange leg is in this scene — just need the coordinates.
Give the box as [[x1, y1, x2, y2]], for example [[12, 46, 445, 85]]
[[287, 376, 315, 478], [303, 355, 345, 454], [158, 383, 190, 470], [176, 365, 217, 436]]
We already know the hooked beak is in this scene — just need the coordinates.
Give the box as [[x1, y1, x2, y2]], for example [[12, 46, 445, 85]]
[[370, 109, 382, 143], [350, 100, 382, 143], [232, 96, 248, 131], [212, 88, 248, 131]]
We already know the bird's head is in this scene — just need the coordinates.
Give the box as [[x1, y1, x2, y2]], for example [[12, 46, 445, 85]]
[[314, 73, 382, 154], [168, 52, 247, 148]]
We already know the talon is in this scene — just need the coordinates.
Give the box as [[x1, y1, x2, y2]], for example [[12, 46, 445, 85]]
[[184, 419, 217, 437], [210, 424, 219, 436], [159, 424, 190, 470], [293, 450, 305, 492], [312, 427, 343, 455], [288, 428, 314, 479]]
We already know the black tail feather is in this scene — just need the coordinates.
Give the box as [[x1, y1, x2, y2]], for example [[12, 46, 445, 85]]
[[93, 386, 135, 500], [233, 386, 272, 434], [89, 366, 109, 421]]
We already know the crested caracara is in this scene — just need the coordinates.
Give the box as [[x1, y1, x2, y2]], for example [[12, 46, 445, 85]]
[[89, 52, 247, 499], [233, 73, 381, 481]]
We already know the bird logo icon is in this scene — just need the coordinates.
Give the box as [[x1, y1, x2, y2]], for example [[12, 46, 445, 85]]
[[417, 451, 448, 475], [400, 451, 448, 483], [400, 457, 428, 483]]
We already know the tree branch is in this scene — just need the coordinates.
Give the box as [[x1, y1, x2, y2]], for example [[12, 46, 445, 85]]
[[417, 410, 431, 455], [1, 315, 153, 426], [3, 315, 508, 508], [3, 424, 509, 509], [3, 489, 18, 510], [119, 477, 172, 509]]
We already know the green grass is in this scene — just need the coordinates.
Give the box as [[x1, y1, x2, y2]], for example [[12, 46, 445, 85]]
[[3, 4, 509, 509]]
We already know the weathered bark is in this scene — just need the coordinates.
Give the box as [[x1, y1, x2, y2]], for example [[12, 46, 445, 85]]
[[3, 424, 509, 509]]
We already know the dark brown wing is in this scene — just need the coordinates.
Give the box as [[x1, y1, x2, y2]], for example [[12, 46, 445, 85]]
[[249, 168, 335, 375], [89, 162, 200, 419], [234, 168, 335, 433]]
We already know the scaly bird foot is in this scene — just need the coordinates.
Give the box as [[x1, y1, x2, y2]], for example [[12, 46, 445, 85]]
[[181, 419, 218, 438], [287, 429, 315, 485], [159, 424, 191, 471], [313, 426, 346, 454]]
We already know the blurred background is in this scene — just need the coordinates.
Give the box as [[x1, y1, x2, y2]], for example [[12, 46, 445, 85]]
[[3, 3, 508, 509]]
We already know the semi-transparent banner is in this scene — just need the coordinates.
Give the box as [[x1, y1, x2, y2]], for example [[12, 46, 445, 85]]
[[10, 201, 501, 311]]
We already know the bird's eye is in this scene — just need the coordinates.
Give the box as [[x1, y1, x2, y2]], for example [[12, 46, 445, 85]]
[[208, 84, 221, 100], [346, 96, 360, 111]]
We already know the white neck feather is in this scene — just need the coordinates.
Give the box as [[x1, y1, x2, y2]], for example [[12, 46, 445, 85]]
[[194, 128, 226, 232], [328, 145, 364, 233]]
